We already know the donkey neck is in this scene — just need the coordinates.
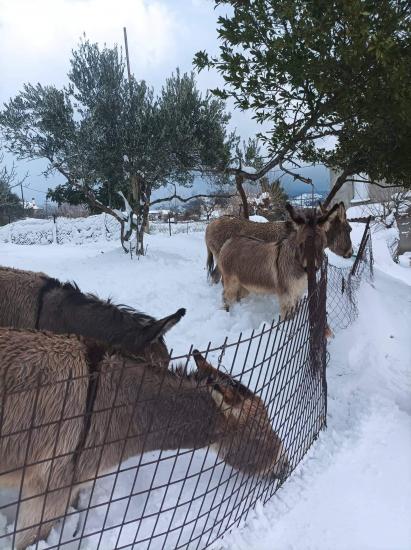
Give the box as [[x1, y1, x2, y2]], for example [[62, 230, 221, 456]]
[[41, 286, 164, 357], [85, 357, 222, 470], [277, 230, 306, 278]]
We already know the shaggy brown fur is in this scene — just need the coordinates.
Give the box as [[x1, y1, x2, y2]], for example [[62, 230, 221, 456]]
[[206, 202, 352, 283], [0, 266, 185, 364], [0, 328, 288, 549], [218, 204, 337, 317]]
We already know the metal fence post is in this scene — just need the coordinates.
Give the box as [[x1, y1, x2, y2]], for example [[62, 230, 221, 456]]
[[351, 216, 371, 277]]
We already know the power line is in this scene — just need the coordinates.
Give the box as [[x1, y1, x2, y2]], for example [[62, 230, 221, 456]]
[[23, 184, 48, 195]]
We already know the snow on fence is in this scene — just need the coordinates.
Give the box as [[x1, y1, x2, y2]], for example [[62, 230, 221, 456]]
[[150, 220, 208, 236], [0, 214, 121, 245], [0, 215, 209, 245], [0, 227, 373, 550]]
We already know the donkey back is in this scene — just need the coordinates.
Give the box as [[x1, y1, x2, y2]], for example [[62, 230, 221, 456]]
[[0, 266, 185, 364]]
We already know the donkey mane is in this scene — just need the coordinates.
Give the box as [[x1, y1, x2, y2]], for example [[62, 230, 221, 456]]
[[49, 278, 160, 329]]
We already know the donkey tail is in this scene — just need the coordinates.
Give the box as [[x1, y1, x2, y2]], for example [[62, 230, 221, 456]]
[[206, 247, 221, 284], [206, 246, 214, 278]]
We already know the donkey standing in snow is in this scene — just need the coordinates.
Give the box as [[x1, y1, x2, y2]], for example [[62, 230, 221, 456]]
[[218, 203, 339, 317], [0, 266, 185, 364], [0, 328, 288, 549], [206, 202, 352, 284]]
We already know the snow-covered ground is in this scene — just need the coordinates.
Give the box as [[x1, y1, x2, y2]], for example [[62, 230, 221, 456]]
[[0, 217, 410, 549]]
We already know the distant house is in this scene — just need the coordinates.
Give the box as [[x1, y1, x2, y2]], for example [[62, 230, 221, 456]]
[[24, 197, 40, 211], [290, 192, 324, 207], [148, 209, 170, 221], [330, 169, 411, 255], [328, 169, 402, 208]]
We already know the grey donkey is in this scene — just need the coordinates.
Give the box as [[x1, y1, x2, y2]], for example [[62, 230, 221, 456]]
[[0, 328, 289, 548], [206, 201, 352, 284], [0, 265, 185, 364], [218, 203, 339, 317]]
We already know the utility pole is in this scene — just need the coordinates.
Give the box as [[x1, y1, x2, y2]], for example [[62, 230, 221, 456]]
[[123, 26, 143, 254], [123, 27, 132, 90], [20, 182, 24, 209]]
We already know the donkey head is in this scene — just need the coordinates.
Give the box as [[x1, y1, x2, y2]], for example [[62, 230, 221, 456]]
[[285, 203, 341, 271], [319, 202, 353, 258], [193, 350, 289, 480]]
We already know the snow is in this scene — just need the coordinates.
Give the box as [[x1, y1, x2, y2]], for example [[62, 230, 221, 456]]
[[249, 215, 268, 223], [228, 161, 257, 174], [252, 192, 269, 206], [290, 193, 323, 207], [0, 215, 120, 245], [221, 271, 411, 550], [241, 165, 257, 174], [399, 251, 411, 268], [0, 215, 410, 549], [0, 215, 210, 244]]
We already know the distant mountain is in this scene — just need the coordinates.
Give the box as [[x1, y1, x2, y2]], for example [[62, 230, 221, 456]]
[[151, 165, 330, 209], [290, 192, 324, 207]]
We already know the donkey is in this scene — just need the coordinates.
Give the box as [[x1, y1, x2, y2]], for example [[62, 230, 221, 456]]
[[218, 203, 339, 317], [0, 266, 185, 364], [206, 202, 352, 283], [0, 328, 288, 549]]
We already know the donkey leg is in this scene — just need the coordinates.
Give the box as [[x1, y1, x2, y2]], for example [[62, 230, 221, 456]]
[[271, 443, 290, 482], [278, 294, 298, 319], [15, 477, 76, 549], [206, 247, 221, 284], [278, 279, 306, 319], [237, 286, 249, 301], [222, 279, 240, 312], [211, 265, 221, 284]]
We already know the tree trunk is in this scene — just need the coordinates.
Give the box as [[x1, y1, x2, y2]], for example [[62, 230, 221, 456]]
[[129, 173, 144, 256], [323, 167, 353, 208], [236, 173, 249, 219], [135, 182, 151, 256], [143, 190, 151, 234]]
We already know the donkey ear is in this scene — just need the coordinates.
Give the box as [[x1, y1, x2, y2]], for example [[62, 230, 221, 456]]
[[338, 202, 347, 220], [209, 383, 242, 413], [318, 202, 339, 226], [318, 201, 326, 214], [285, 203, 305, 226], [143, 308, 186, 343], [192, 349, 215, 377]]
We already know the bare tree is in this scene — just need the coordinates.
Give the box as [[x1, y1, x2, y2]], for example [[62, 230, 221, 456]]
[[362, 187, 411, 230]]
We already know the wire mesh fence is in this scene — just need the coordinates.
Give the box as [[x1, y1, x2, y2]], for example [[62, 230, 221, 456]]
[[0, 226, 373, 550], [327, 219, 374, 332]]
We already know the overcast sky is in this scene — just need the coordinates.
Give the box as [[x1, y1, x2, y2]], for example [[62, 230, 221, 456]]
[[0, 0, 328, 204]]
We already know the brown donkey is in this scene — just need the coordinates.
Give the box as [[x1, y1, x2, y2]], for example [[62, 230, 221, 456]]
[[206, 202, 352, 283], [218, 203, 339, 317], [0, 328, 288, 549], [0, 266, 185, 364]]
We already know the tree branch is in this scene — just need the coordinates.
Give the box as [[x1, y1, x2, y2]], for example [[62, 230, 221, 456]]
[[50, 161, 129, 227], [323, 166, 355, 208], [149, 190, 235, 207], [279, 162, 313, 185], [228, 111, 323, 182]]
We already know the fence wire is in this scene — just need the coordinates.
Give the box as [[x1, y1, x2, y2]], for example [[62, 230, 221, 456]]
[[0, 226, 373, 550], [327, 221, 374, 332]]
